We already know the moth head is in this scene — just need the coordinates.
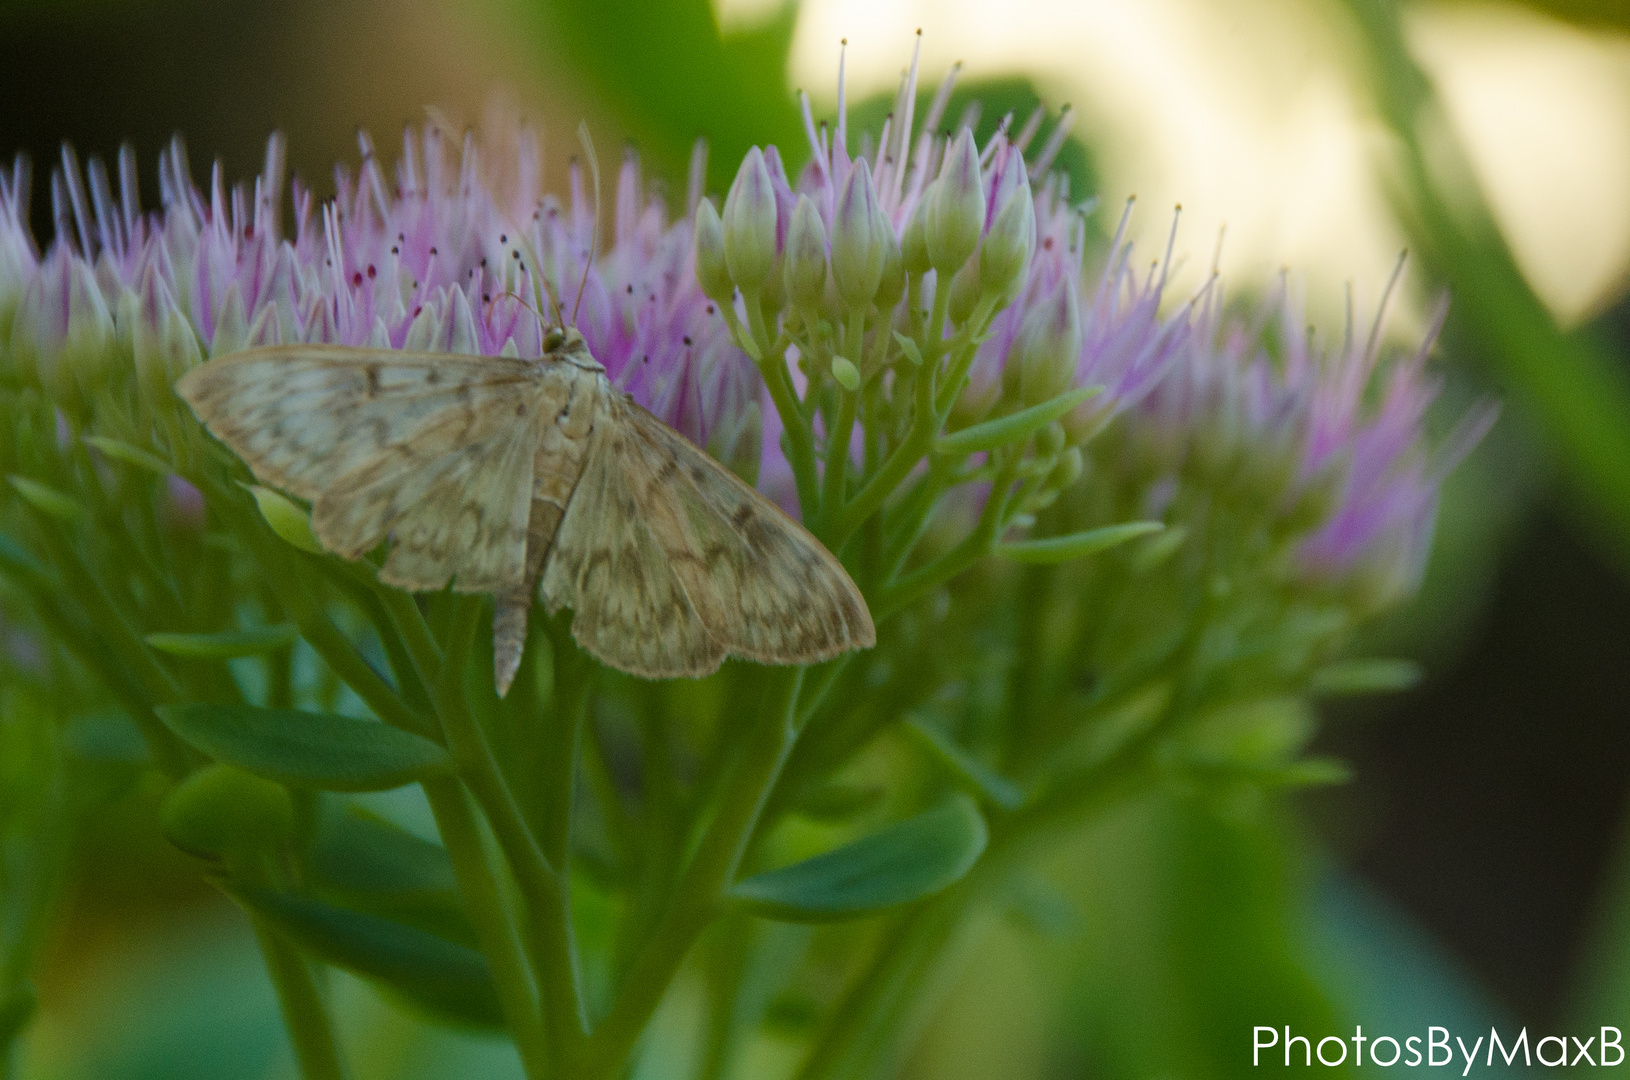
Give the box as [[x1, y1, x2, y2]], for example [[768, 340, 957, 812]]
[[544, 325, 603, 371]]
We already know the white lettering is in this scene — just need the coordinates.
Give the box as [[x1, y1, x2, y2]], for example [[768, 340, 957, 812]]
[[1254, 1027, 1278, 1066], [1602, 1027, 1624, 1067], [1429, 1027, 1452, 1066], [1487, 1028, 1531, 1067], [1287, 1029, 1311, 1067], [1372, 1037, 1402, 1067], [1537, 1036, 1567, 1067], [1353, 1026, 1368, 1066], [1572, 1035, 1597, 1066], [1456, 1036, 1484, 1076], [1406, 1036, 1423, 1066], [1318, 1037, 1349, 1066]]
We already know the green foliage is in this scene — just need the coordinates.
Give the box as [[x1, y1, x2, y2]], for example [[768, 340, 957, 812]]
[[730, 795, 989, 921], [146, 625, 298, 659], [526, 0, 805, 190], [233, 886, 506, 1030], [156, 705, 453, 792]]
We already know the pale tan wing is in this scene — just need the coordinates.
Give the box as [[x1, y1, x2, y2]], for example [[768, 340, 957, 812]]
[[540, 387, 721, 677], [541, 387, 874, 679], [177, 345, 538, 500], [178, 345, 545, 592]]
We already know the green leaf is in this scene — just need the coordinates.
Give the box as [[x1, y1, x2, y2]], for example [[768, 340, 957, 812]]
[[0, 534, 51, 587], [934, 386, 1102, 456], [1309, 658, 1422, 696], [997, 521, 1165, 564], [155, 704, 452, 792], [233, 886, 502, 1029], [83, 435, 174, 476], [7, 475, 82, 520], [307, 808, 473, 945], [147, 625, 298, 659], [892, 331, 924, 366], [903, 716, 1025, 810], [730, 795, 988, 921]]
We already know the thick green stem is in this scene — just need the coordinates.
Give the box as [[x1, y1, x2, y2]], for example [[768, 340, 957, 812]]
[[581, 668, 806, 1079], [422, 779, 552, 1080], [433, 601, 561, 914], [251, 918, 349, 1080]]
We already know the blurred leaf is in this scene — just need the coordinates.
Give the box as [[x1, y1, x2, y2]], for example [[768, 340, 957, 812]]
[[233, 886, 504, 1030], [156, 704, 452, 792], [528, 0, 804, 190], [998, 522, 1165, 565], [1308, 658, 1422, 697], [8, 475, 81, 520], [83, 435, 172, 476], [936, 386, 1101, 456], [146, 625, 297, 659], [307, 806, 475, 946], [791, 780, 887, 823], [730, 795, 988, 921], [903, 715, 1025, 810]]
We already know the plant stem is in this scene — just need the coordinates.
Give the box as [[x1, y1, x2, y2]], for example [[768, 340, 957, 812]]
[[581, 667, 806, 1078], [250, 917, 349, 1080], [422, 778, 553, 1080], [432, 600, 563, 919]]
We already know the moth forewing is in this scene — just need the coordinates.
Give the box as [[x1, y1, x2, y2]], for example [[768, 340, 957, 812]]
[[176, 335, 874, 697]]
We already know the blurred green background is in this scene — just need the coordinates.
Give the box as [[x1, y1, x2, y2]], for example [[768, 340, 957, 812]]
[[4, 0, 1630, 1074]]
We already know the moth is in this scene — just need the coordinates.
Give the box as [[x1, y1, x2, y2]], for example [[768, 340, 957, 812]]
[[176, 327, 875, 696]]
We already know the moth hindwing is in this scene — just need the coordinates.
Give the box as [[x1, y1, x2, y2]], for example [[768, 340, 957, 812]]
[[176, 333, 874, 695]]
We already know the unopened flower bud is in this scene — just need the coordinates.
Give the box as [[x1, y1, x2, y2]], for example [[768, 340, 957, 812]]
[[250, 484, 323, 554], [924, 130, 985, 275], [830, 354, 862, 392], [979, 157, 1035, 305], [874, 215, 905, 310], [722, 147, 778, 294], [947, 258, 981, 325], [901, 200, 930, 277], [831, 162, 886, 310], [783, 195, 829, 310], [161, 763, 295, 859], [1048, 445, 1084, 490], [132, 267, 202, 419], [706, 399, 763, 487], [693, 199, 734, 303], [1009, 282, 1081, 407]]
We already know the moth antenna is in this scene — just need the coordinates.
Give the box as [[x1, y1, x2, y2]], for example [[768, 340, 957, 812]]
[[571, 120, 601, 327]]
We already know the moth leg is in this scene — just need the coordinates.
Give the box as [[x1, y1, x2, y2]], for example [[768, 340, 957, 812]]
[[493, 499, 566, 697]]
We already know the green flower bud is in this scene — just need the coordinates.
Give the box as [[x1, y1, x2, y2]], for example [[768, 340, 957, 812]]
[[1009, 282, 1081, 407], [250, 484, 323, 554], [874, 214, 905, 310], [132, 266, 203, 424], [706, 399, 763, 487], [924, 130, 985, 275], [161, 763, 295, 859], [1048, 445, 1084, 490], [901, 199, 931, 277], [979, 157, 1035, 305], [783, 195, 829, 310], [831, 355, 862, 391], [693, 199, 734, 303], [947, 257, 981, 325], [831, 162, 886, 311], [722, 147, 778, 294]]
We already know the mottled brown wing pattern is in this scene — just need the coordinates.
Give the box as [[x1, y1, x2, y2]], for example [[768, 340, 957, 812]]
[[541, 384, 875, 679], [177, 346, 547, 592]]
